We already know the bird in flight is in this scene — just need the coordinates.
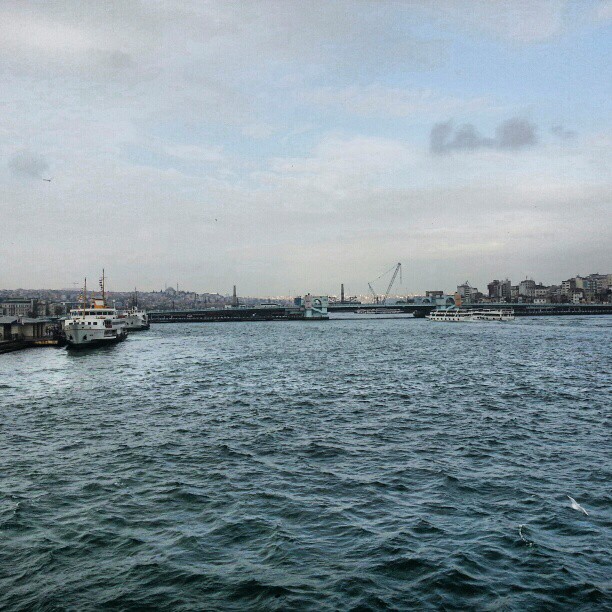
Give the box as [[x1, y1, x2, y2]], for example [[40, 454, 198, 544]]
[[567, 495, 588, 515], [43, 178, 52, 182]]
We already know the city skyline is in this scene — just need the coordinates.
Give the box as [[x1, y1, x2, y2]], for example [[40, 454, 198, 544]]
[[1, 1, 611, 293], [1, 269, 609, 305]]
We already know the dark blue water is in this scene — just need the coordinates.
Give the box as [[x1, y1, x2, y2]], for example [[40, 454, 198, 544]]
[[1, 316, 611, 610]]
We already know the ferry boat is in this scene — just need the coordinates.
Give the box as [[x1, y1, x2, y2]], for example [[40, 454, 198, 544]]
[[356, 308, 403, 314], [427, 308, 515, 322], [121, 306, 150, 331], [64, 275, 127, 348]]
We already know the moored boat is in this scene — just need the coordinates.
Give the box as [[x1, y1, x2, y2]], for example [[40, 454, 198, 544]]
[[63, 273, 127, 348], [427, 308, 515, 322], [121, 306, 150, 331], [356, 308, 403, 314], [119, 290, 150, 330]]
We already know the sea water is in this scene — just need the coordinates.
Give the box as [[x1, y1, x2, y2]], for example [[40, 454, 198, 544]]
[[1, 316, 610, 609]]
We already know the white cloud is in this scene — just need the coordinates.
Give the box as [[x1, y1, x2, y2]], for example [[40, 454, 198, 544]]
[[303, 85, 492, 118], [164, 144, 226, 164], [0, 1, 609, 293], [593, 1, 612, 22], [415, 0, 571, 43]]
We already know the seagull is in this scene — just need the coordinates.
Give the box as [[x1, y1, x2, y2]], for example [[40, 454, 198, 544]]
[[567, 495, 588, 515], [43, 178, 52, 182]]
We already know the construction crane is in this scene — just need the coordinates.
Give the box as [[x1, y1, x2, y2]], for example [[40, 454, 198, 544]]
[[381, 262, 402, 304], [367, 262, 402, 305], [368, 282, 379, 304]]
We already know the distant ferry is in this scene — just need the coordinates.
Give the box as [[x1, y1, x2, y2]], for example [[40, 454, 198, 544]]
[[121, 306, 150, 331], [64, 275, 127, 348], [356, 308, 403, 314], [427, 308, 515, 322]]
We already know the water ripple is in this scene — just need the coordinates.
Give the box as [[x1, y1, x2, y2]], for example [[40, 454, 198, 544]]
[[1, 316, 611, 609]]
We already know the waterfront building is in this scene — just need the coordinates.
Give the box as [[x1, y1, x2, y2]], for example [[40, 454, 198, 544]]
[[0, 316, 52, 341], [0, 316, 18, 340], [0, 298, 39, 317]]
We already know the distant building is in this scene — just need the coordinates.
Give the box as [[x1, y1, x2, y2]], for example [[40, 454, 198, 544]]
[[571, 289, 584, 304], [561, 274, 611, 302], [561, 278, 576, 297], [487, 279, 512, 302], [533, 285, 550, 303], [0, 298, 38, 317], [518, 279, 536, 300], [456, 282, 479, 304], [410, 294, 455, 307]]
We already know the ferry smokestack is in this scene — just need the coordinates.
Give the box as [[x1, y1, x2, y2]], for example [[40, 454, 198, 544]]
[[341, 283, 345, 303]]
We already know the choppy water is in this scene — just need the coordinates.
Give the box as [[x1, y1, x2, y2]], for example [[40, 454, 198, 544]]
[[1, 316, 611, 610]]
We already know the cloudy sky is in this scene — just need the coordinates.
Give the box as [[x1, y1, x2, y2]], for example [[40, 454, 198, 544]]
[[1, 1, 610, 295]]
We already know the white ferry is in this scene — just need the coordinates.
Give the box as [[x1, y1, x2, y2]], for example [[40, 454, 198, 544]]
[[356, 308, 403, 314], [427, 308, 515, 322], [64, 276, 127, 348], [121, 306, 150, 331]]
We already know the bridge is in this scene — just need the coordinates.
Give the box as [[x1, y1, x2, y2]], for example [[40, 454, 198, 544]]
[[327, 303, 434, 316], [147, 301, 612, 323], [461, 303, 612, 316], [149, 303, 328, 323], [327, 302, 612, 316]]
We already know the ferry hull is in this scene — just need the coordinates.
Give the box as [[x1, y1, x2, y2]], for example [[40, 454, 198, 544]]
[[66, 335, 127, 349], [65, 327, 127, 348], [123, 321, 150, 331]]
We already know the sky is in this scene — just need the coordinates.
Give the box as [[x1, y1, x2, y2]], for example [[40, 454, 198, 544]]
[[1, 0, 611, 296]]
